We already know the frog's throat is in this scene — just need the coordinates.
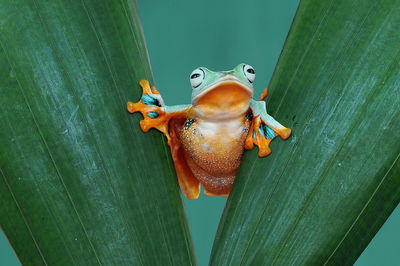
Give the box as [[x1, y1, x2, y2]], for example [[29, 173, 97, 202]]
[[191, 75, 253, 103]]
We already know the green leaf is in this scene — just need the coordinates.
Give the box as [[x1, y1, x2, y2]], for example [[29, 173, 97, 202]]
[[210, 0, 400, 265], [0, 0, 195, 265]]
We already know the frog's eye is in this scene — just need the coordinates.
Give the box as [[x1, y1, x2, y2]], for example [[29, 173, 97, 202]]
[[243, 64, 255, 83], [190, 68, 205, 88]]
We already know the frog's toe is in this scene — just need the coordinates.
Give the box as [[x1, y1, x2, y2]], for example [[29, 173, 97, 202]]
[[127, 101, 141, 113], [277, 127, 292, 140], [203, 188, 229, 198], [139, 79, 152, 94], [259, 88, 269, 101], [127, 100, 163, 120], [245, 134, 255, 150], [137, 109, 171, 143], [255, 137, 272, 157]]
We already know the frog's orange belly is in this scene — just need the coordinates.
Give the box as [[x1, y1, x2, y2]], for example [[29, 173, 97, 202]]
[[179, 117, 250, 195]]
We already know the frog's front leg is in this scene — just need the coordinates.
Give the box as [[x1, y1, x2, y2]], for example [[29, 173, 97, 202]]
[[127, 80, 191, 145], [127, 80, 198, 199], [246, 88, 291, 157]]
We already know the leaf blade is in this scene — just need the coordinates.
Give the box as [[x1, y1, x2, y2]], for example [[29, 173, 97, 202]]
[[0, 0, 195, 264], [210, 0, 400, 265]]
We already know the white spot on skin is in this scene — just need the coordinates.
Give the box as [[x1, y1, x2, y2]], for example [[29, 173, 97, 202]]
[[202, 143, 214, 153], [338, 162, 342, 167]]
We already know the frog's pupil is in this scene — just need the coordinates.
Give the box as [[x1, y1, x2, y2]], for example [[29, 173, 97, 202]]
[[191, 73, 200, 79], [247, 68, 255, 74]]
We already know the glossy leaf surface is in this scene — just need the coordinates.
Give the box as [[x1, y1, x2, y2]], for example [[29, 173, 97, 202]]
[[0, 1, 195, 265], [211, 0, 400, 265]]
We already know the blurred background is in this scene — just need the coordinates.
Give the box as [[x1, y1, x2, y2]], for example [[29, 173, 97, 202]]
[[1, 1, 398, 265]]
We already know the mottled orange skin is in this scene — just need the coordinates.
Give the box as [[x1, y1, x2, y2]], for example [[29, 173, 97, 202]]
[[179, 116, 251, 195], [127, 80, 291, 200]]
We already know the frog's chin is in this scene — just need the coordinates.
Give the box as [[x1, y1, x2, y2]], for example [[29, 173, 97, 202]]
[[192, 75, 254, 120]]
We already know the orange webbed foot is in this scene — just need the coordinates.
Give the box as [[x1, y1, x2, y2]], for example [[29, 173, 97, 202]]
[[246, 88, 292, 157], [245, 114, 275, 157], [127, 80, 172, 144]]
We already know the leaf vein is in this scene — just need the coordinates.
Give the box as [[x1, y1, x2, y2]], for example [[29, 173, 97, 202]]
[[0, 166, 48, 266], [323, 152, 400, 265], [80, 0, 173, 264], [270, 28, 400, 265]]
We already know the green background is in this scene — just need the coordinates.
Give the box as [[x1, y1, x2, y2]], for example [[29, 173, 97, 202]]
[[1, 1, 399, 265]]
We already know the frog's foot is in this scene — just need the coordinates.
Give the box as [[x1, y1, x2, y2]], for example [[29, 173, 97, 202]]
[[245, 115, 276, 157], [203, 188, 229, 198], [127, 80, 172, 144], [245, 111, 292, 157]]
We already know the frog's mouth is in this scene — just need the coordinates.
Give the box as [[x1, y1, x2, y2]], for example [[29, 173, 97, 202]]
[[192, 75, 254, 120]]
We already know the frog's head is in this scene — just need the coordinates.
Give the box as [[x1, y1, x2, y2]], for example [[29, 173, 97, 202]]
[[190, 63, 255, 120]]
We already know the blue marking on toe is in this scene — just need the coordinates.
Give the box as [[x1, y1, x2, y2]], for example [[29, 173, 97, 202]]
[[147, 112, 159, 118], [259, 123, 276, 139], [141, 94, 161, 107], [265, 125, 276, 139]]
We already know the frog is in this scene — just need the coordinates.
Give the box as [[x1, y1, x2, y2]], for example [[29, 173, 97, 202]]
[[127, 63, 291, 200]]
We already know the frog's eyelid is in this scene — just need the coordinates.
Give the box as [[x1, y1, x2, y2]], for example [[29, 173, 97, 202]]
[[199, 68, 205, 78]]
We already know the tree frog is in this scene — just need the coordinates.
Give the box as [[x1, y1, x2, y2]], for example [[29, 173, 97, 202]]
[[127, 64, 291, 200]]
